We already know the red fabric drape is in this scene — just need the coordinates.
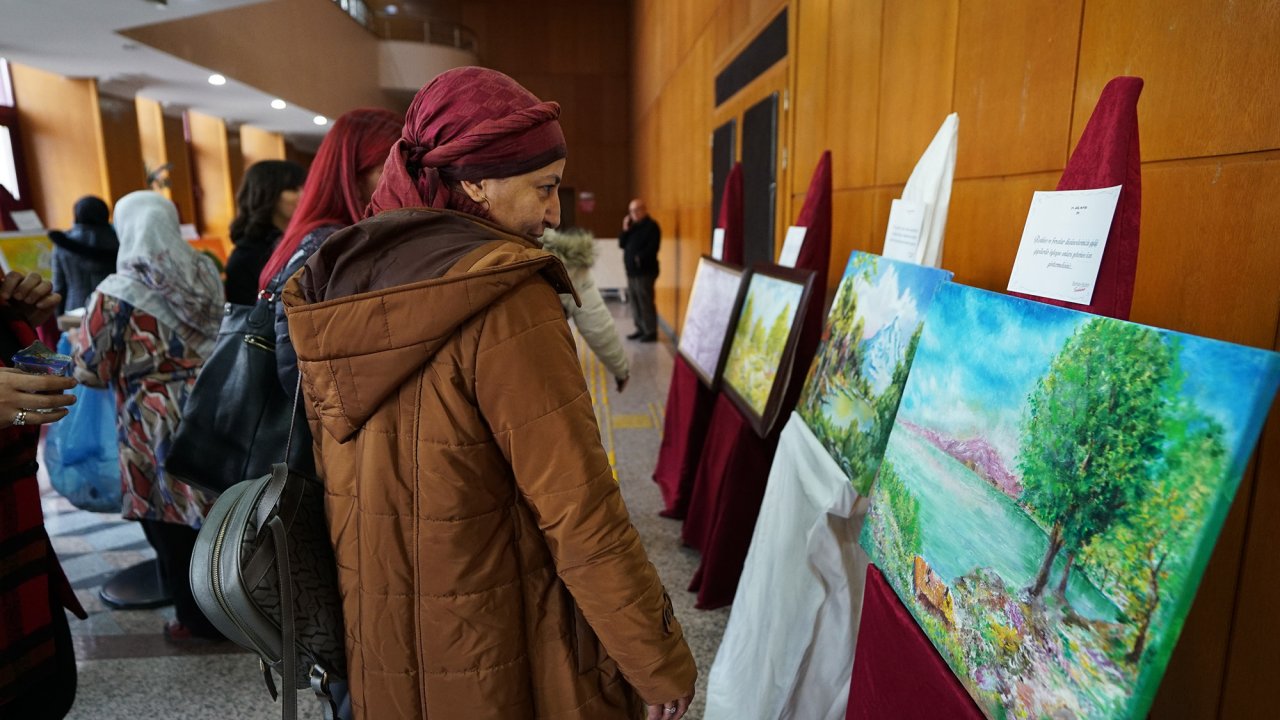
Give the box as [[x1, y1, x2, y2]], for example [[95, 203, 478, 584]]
[[652, 163, 745, 517], [719, 163, 745, 266], [652, 356, 715, 519], [683, 152, 832, 610], [846, 565, 983, 720], [1010, 76, 1143, 320]]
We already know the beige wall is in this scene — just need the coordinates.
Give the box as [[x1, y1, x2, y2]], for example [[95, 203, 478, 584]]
[[241, 125, 286, 171], [634, 0, 1280, 717]]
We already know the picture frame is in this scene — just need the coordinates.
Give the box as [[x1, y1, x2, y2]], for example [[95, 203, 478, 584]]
[[676, 255, 749, 389], [719, 264, 815, 437]]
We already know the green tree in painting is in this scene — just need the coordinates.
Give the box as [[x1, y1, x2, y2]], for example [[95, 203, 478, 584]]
[[766, 303, 793, 354], [1080, 392, 1224, 664], [1018, 319, 1173, 601]]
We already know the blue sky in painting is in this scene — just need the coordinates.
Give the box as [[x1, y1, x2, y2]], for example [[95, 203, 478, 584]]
[[899, 283, 1280, 470], [841, 252, 952, 341]]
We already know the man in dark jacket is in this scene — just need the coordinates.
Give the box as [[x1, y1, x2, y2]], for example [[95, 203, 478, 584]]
[[619, 198, 660, 342]]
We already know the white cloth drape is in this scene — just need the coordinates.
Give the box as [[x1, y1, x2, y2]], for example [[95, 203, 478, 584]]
[[703, 413, 869, 720], [899, 112, 958, 269]]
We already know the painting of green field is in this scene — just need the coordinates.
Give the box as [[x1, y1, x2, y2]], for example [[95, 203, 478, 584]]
[[721, 272, 806, 418], [797, 251, 950, 494], [860, 283, 1280, 720], [0, 233, 54, 277]]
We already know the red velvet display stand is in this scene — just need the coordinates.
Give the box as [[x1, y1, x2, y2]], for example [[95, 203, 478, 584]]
[[683, 152, 832, 609], [845, 78, 1144, 717], [652, 163, 744, 518], [1010, 76, 1143, 320], [846, 565, 984, 720]]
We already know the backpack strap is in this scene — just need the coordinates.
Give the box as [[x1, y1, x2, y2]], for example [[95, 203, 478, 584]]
[[268, 513, 297, 720]]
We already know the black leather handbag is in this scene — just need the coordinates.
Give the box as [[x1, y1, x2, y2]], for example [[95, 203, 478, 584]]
[[167, 283, 312, 495]]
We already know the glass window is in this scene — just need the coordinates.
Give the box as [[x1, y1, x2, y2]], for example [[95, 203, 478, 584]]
[[0, 125, 18, 201]]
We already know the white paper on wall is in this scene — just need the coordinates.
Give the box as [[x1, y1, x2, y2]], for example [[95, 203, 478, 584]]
[[897, 113, 958, 268], [1006, 185, 1122, 304], [778, 226, 807, 268], [703, 413, 867, 720], [881, 199, 928, 262], [712, 228, 726, 260], [10, 210, 42, 231]]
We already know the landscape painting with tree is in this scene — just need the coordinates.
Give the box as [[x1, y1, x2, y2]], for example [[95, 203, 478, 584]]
[[677, 256, 747, 387], [860, 283, 1280, 720], [796, 251, 951, 494], [721, 265, 813, 436]]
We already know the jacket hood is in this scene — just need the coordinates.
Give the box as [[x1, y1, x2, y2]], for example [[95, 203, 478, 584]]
[[283, 208, 577, 442], [540, 228, 596, 269]]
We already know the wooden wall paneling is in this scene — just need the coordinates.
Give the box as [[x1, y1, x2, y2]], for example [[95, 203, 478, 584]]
[[187, 110, 234, 248], [161, 112, 197, 225], [875, 0, 959, 186], [828, 188, 877, 291], [676, 204, 704, 331], [97, 93, 146, 206], [10, 63, 108, 229], [1127, 155, 1280, 348], [135, 97, 166, 190], [825, 0, 883, 191], [939, 172, 1059, 290], [226, 125, 245, 202], [952, 0, 1082, 179], [240, 125, 286, 171], [1219, 356, 1280, 719], [1073, 0, 1280, 163], [790, 0, 830, 200]]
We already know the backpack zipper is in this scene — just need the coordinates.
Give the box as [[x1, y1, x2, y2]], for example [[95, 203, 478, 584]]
[[211, 492, 279, 666]]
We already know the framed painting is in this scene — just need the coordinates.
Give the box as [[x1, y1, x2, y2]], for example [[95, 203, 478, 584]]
[[677, 256, 748, 388], [720, 264, 814, 437], [796, 251, 952, 495], [860, 283, 1280, 720], [0, 231, 54, 276]]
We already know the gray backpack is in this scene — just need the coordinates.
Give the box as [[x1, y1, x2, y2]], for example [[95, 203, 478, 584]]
[[190, 388, 348, 720]]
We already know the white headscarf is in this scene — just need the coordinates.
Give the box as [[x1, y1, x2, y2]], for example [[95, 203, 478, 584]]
[[95, 191, 224, 358]]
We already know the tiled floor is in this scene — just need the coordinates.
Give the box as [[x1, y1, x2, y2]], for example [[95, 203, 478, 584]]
[[38, 300, 730, 720]]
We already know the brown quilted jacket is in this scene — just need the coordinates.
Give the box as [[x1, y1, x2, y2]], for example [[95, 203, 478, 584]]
[[283, 208, 696, 719]]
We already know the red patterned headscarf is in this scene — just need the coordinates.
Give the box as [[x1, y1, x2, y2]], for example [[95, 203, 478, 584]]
[[368, 67, 566, 219]]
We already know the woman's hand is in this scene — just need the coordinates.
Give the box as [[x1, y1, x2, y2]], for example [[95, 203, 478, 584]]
[[647, 696, 692, 720], [0, 271, 62, 328], [0, 368, 76, 429]]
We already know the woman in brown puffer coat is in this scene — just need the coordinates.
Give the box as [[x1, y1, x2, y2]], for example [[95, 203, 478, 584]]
[[283, 67, 696, 720]]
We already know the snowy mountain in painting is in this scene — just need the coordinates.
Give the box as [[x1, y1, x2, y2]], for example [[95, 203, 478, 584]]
[[861, 316, 904, 395]]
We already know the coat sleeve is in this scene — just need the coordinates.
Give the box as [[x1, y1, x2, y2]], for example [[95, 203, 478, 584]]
[[568, 269, 629, 380], [474, 278, 695, 704]]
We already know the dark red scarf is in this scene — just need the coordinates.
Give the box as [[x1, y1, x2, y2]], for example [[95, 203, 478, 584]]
[[368, 67, 566, 219]]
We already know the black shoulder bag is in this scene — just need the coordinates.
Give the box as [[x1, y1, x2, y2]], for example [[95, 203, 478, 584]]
[[167, 276, 312, 495]]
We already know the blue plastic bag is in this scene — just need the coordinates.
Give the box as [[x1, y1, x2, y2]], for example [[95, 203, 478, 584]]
[[44, 335, 121, 513]]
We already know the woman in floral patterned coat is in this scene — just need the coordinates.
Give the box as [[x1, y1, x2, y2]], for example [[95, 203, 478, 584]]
[[72, 191, 224, 640]]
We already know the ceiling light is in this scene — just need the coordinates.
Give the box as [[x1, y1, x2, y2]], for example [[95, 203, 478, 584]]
[[208, 73, 226, 86], [313, 115, 328, 126], [271, 99, 287, 110]]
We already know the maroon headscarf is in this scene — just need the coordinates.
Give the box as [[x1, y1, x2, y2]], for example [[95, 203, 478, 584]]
[[368, 67, 567, 219]]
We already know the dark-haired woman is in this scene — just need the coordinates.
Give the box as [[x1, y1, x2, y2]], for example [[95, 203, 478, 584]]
[[222, 160, 306, 304]]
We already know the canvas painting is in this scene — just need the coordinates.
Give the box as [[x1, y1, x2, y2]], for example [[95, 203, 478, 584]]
[[721, 266, 813, 437], [860, 283, 1280, 720], [797, 251, 951, 494], [0, 232, 54, 277], [677, 257, 747, 387]]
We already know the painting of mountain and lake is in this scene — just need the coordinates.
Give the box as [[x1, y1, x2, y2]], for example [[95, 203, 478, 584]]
[[796, 251, 952, 494], [860, 283, 1280, 720]]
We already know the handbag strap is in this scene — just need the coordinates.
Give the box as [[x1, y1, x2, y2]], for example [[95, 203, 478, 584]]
[[256, 374, 304, 533]]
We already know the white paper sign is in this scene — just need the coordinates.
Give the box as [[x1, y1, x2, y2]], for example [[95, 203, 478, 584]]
[[10, 210, 42, 231], [1006, 185, 1123, 304], [882, 198, 927, 262], [778, 226, 807, 268], [180, 223, 199, 241], [711, 228, 726, 260]]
